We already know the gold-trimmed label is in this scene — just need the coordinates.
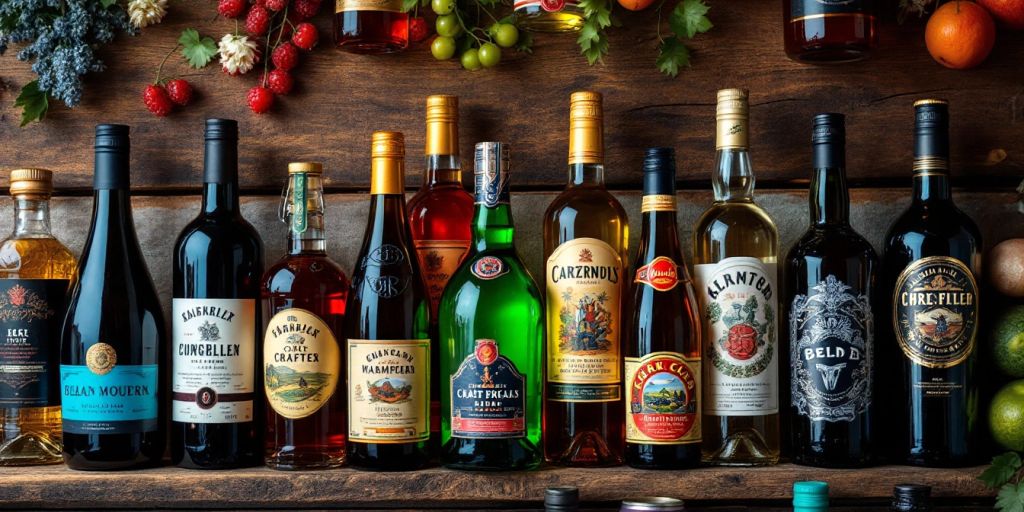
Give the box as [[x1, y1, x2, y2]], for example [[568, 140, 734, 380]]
[[348, 339, 430, 443], [86, 342, 117, 376], [625, 352, 701, 445], [263, 308, 340, 420], [336, 0, 402, 12], [641, 194, 676, 212]]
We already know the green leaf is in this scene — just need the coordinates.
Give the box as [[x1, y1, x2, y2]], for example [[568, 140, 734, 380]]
[[515, 31, 534, 54], [179, 28, 218, 69], [982, 452, 1024, 489], [401, 0, 419, 12], [998, 483, 1024, 512], [14, 80, 49, 127], [576, 0, 612, 64], [656, 38, 689, 77], [669, 0, 712, 39]]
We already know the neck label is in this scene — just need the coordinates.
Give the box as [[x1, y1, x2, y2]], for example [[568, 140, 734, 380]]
[[292, 174, 308, 234]]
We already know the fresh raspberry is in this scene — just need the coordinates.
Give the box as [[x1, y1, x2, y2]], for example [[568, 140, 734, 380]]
[[265, 0, 287, 11], [271, 42, 300, 71], [247, 86, 274, 114], [143, 84, 173, 116], [293, 0, 322, 19], [291, 22, 319, 50], [164, 79, 193, 106], [245, 6, 271, 36], [267, 69, 294, 95], [408, 17, 429, 43], [218, 0, 247, 18]]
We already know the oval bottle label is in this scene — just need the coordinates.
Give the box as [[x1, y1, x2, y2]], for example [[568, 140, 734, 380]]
[[263, 308, 340, 420], [634, 256, 681, 292], [625, 352, 701, 444]]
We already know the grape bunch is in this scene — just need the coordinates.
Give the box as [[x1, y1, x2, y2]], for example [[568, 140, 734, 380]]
[[415, 0, 524, 70]]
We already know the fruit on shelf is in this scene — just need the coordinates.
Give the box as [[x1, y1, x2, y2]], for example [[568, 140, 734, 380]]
[[267, 69, 294, 95], [409, 17, 430, 42], [245, 5, 272, 36], [164, 79, 193, 106], [478, 42, 501, 67], [218, 0, 247, 18], [436, 14, 462, 37], [143, 84, 174, 116], [292, 23, 319, 50], [990, 238, 1024, 297], [617, 0, 656, 11], [460, 48, 481, 70], [492, 23, 519, 48], [990, 380, 1024, 451], [992, 305, 1024, 379], [431, 36, 457, 59], [272, 42, 300, 71], [977, 0, 1024, 29], [247, 86, 275, 113], [925, 0, 996, 69]]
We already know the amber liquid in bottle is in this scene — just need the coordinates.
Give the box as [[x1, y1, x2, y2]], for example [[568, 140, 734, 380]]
[[334, 0, 409, 54], [783, 0, 878, 63], [0, 170, 76, 466], [543, 91, 628, 467]]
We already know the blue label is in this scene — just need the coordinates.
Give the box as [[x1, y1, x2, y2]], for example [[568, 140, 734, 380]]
[[450, 340, 525, 439], [791, 0, 873, 19], [61, 364, 159, 434]]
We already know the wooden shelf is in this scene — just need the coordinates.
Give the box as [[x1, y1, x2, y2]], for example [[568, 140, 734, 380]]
[[0, 463, 992, 509]]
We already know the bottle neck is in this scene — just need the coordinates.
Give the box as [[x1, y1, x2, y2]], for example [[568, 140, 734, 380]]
[[712, 148, 755, 202], [11, 196, 53, 238], [88, 188, 135, 242], [912, 172, 951, 203], [472, 203, 514, 252], [638, 207, 682, 259], [423, 154, 461, 186], [810, 166, 850, 226], [202, 136, 240, 214], [568, 162, 605, 187], [285, 174, 326, 255], [202, 182, 240, 215]]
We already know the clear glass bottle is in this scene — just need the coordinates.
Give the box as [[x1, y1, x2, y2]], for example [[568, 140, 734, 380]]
[[514, 0, 585, 33]]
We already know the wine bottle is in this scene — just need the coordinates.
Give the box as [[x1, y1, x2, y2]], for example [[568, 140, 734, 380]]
[[438, 142, 543, 471], [334, 0, 409, 53], [262, 162, 349, 470], [625, 148, 702, 469], [783, 0, 878, 63], [171, 119, 265, 469], [784, 114, 877, 468], [346, 131, 431, 471], [60, 124, 166, 470]]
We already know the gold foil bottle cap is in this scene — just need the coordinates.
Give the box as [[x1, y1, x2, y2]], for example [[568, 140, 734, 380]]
[[425, 95, 459, 157], [9, 168, 54, 197], [568, 91, 604, 165], [288, 162, 323, 175], [371, 131, 405, 195], [716, 88, 749, 150], [913, 98, 949, 107]]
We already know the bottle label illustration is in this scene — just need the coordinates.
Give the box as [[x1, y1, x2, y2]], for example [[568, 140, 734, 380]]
[[634, 256, 682, 292], [348, 339, 430, 443], [450, 339, 526, 439], [789, 276, 873, 423], [0, 279, 67, 408], [471, 256, 509, 281], [414, 240, 470, 318], [694, 257, 779, 416], [263, 308, 340, 420], [625, 352, 701, 444], [172, 298, 256, 424]]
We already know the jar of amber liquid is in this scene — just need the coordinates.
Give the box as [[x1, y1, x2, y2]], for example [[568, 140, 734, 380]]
[[334, 0, 409, 54], [783, 0, 878, 63]]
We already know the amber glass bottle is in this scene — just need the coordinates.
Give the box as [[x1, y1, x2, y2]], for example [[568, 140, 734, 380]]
[[334, 0, 409, 54], [262, 162, 349, 470], [783, 0, 879, 63], [543, 91, 628, 467]]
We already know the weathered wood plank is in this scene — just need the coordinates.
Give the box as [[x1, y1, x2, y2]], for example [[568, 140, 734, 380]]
[[0, 2, 1021, 190]]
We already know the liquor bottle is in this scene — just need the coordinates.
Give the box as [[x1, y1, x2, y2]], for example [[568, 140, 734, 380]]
[[514, 0, 584, 33], [346, 131, 431, 471], [793, 481, 829, 512], [881, 100, 980, 467], [693, 89, 781, 466], [624, 148, 701, 470], [262, 162, 349, 470], [438, 142, 542, 471], [783, 0, 878, 63], [543, 91, 628, 467], [891, 484, 931, 512], [334, 0, 409, 54], [172, 119, 265, 469], [783, 114, 877, 468], [407, 95, 473, 449], [60, 124, 166, 470], [0, 169, 76, 466]]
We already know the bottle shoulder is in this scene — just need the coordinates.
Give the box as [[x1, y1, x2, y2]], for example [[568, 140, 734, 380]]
[[262, 253, 350, 292], [786, 226, 879, 263], [695, 200, 778, 235], [442, 252, 542, 312], [408, 185, 474, 212], [545, 187, 628, 219], [884, 202, 982, 251]]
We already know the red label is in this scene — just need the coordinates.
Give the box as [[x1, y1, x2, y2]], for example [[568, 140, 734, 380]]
[[540, 0, 566, 11], [634, 256, 681, 292], [626, 353, 700, 443]]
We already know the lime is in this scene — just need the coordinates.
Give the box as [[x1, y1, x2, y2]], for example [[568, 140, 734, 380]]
[[431, 36, 456, 60], [992, 305, 1024, 377], [460, 48, 481, 70], [478, 43, 501, 67], [990, 380, 1024, 451]]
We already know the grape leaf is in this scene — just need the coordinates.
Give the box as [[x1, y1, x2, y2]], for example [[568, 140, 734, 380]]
[[982, 452, 1024, 489], [669, 0, 712, 39], [577, 0, 612, 65], [179, 29, 217, 69], [656, 38, 689, 77], [401, 0, 420, 12], [998, 483, 1024, 512], [14, 80, 49, 127]]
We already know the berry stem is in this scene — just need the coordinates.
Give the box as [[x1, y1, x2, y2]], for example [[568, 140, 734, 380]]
[[155, 44, 182, 84], [454, 7, 484, 45]]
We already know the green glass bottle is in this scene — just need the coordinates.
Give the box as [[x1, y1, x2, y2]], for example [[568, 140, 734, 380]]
[[438, 142, 543, 471]]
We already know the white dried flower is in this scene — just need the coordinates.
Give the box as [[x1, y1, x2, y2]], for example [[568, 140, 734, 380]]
[[127, 0, 168, 28], [218, 34, 259, 75]]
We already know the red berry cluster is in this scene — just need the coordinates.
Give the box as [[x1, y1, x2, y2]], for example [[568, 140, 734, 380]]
[[144, 79, 194, 117], [218, 0, 322, 114]]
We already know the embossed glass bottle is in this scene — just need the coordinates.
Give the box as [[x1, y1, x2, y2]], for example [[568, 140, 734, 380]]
[[783, 114, 877, 468], [438, 142, 543, 471], [693, 89, 781, 466], [0, 169, 76, 466]]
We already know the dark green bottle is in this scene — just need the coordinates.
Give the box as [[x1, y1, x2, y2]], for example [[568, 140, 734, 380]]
[[438, 142, 543, 471]]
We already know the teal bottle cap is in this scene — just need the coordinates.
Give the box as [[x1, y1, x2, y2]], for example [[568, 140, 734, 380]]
[[793, 481, 829, 509]]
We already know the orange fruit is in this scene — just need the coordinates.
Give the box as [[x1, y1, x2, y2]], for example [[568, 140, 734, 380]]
[[925, 1, 997, 69], [977, 0, 1024, 30], [617, 0, 655, 10]]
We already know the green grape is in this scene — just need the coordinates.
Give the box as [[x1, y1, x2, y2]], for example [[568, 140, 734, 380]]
[[436, 14, 462, 37], [461, 48, 481, 70], [431, 0, 455, 15], [431, 36, 456, 60], [478, 43, 501, 68], [494, 24, 519, 48]]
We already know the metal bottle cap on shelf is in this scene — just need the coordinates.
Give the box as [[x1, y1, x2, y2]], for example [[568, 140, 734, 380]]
[[288, 162, 324, 175], [892, 483, 932, 511], [371, 130, 405, 195], [544, 486, 579, 511], [568, 91, 604, 165], [793, 481, 829, 510], [620, 497, 685, 511], [425, 95, 459, 157], [716, 88, 749, 151], [9, 168, 54, 198]]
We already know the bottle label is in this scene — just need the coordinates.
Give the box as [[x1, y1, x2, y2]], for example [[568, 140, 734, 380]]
[[634, 256, 682, 292], [545, 237, 623, 402], [0, 279, 68, 408], [263, 308, 340, 420], [60, 351, 159, 435], [292, 173, 307, 234], [336, 0, 403, 12], [348, 339, 430, 443], [694, 257, 779, 416], [789, 276, 873, 423], [791, 0, 872, 20], [413, 240, 470, 318], [171, 298, 256, 424], [474, 160, 510, 207], [361, 244, 413, 299], [625, 352, 701, 444], [513, 0, 579, 13], [450, 339, 526, 439], [893, 256, 978, 371], [471, 256, 509, 281]]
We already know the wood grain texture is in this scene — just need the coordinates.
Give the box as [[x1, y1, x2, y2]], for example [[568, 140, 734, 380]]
[[0, 1, 1022, 191], [0, 463, 993, 509]]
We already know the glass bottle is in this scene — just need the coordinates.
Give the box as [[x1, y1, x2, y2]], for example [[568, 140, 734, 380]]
[[514, 0, 585, 33], [438, 142, 543, 471], [891, 484, 932, 512], [881, 100, 980, 467], [262, 162, 349, 470], [693, 89, 781, 466], [783, 113, 877, 468], [346, 131, 431, 471], [334, 0, 409, 54], [61, 124, 166, 470], [543, 91, 628, 467], [625, 148, 702, 469], [783, 0, 879, 63], [0, 169, 76, 466]]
